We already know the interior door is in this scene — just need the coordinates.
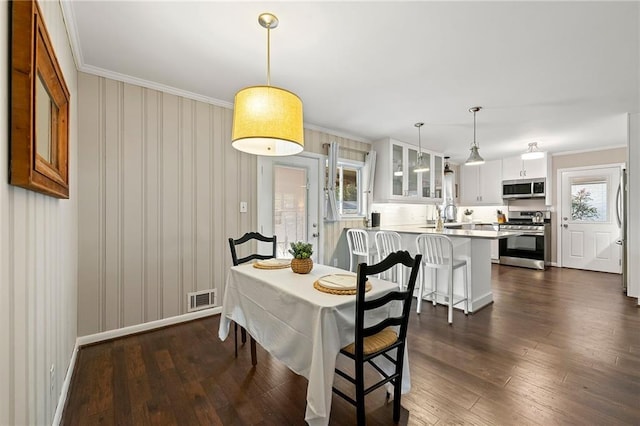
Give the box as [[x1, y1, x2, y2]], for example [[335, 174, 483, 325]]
[[561, 166, 622, 273], [258, 155, 321, 262]]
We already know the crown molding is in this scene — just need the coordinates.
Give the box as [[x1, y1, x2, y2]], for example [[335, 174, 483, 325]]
[[303, 123, 371, 144], [79, 64, 234, 108], [551, 144, 627, 157]]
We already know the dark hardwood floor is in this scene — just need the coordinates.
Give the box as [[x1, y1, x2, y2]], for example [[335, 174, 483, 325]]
[[62, 265, 640, 425]]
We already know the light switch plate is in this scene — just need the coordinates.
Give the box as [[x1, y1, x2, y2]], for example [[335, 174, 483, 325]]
[[240, 201, 248, 213]]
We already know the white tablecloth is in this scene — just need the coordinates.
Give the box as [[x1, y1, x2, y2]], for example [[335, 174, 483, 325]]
[[218, 263, 411, 426]]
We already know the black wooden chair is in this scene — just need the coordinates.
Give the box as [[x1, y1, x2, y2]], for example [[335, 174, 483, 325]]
[[332, 250, 422, 425], [228, 232, 277, 365]]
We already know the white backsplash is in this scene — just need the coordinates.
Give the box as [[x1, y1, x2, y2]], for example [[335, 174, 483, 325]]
[[371, 203, 508, 226]]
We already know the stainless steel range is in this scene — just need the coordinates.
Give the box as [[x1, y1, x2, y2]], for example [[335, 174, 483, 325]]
[[499, 210, 551, 270]]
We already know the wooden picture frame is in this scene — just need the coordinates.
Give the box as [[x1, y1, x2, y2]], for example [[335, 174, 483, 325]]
[[10, 0, 70, 199]]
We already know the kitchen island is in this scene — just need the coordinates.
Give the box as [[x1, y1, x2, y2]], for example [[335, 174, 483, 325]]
[[361, 225, 520, 313]]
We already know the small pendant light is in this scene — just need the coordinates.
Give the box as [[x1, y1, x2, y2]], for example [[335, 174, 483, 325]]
[[465, 106, 485, 166], [414, 122, 430, 173], [232, 13, 304, 156]]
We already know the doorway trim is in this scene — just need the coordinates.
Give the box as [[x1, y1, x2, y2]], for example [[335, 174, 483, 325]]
[[555, 162, 624, 269]]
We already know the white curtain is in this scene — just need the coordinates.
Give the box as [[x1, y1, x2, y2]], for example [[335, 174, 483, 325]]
[[363, 150, 377, 218], [325, 142, 340, 222]]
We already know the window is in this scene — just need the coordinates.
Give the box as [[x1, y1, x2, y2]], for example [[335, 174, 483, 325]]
[[335, 160, 363, 217], [570, 177, 608, 222]]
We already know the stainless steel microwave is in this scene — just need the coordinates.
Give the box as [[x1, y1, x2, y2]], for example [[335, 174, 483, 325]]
[[502, 179, 545, 199]]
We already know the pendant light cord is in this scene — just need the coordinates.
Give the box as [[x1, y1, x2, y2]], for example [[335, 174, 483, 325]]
[[473, 109, 477, 148], [469, 106, 481, 149], [266, 26, 271, 86], [415, 122, 424, 152]]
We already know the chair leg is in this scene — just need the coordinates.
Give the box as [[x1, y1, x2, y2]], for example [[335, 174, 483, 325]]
[[416, 266, 423, 314], [431, 269, 437, 306], [448, 269, 454, 324], [234, 322, 238, 357], [393, 380, 402, 422], [250, 337, 257, 366], [241, 327, 247, 344], [356, 357, 366, 425], [393, 349, 405, 423]]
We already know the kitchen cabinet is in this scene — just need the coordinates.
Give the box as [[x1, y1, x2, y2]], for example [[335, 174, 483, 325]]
[[459, 159, 502, 205], [373, 138, 444, 203], [502, 154, 549, 180]]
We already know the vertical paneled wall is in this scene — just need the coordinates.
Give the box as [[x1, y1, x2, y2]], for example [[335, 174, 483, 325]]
[[77, 76, 372, 335], [78, 73, 257, 335], [0, 1, 78, 424]]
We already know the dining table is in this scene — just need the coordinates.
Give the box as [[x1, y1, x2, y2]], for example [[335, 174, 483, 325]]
[[218, 261, 411, 426]]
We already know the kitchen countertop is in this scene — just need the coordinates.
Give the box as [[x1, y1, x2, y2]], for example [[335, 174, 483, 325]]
[[367, 224, 520, 240]]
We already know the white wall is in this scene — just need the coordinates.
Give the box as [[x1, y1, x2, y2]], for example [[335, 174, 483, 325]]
[[0, 1, 78, 424]]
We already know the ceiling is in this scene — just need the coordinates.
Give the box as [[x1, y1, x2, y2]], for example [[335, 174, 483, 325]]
[[62, 1, 639, 164]]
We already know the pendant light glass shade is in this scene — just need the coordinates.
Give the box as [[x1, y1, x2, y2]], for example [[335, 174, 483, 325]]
[[465, 106, 485, 166], [232, 13, 304, 156], [521, 142, 544, 160], [414, 156, 430, 173], [413, 122, 430, 173]]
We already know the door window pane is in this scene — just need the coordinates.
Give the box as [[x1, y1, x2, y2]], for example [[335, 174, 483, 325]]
[[274, 165, 307, 256], [571, 178, 608, 222], [338, 167, 359, 214]]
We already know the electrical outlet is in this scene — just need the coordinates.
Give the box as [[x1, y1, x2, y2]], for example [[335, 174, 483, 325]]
[[333, 258, 338, 267], [50, 364, 55, 393], [240, 201, 248, 213]]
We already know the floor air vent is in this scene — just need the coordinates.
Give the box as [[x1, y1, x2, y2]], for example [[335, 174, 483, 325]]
[[187, 289, 217, 312]]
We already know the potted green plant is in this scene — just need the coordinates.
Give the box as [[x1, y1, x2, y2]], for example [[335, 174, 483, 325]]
[[464, 208, 474, 222], [288, 241, 314, 274]]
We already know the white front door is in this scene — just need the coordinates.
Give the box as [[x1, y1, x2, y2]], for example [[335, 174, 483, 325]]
[[560, 165, 622, 273], [258, 155, 322, 263]]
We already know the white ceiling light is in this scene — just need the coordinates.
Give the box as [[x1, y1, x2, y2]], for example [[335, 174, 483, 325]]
[[521, 142, 545, 160], [231, 13, 304, 156], [414, 122, 430, 173], [465, 106, 485, 166]]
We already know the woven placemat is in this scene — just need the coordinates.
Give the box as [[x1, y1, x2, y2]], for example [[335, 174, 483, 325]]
[[313, 280, 372, 295], [253, 259, 291, 270]]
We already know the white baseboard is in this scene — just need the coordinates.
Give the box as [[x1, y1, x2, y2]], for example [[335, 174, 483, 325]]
[[52, 341, 79, 426], [76, 307, 222, 346], [53, 307, 222, 425], [471, 292, 494, 312]]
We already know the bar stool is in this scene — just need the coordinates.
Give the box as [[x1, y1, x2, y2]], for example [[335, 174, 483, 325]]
[[374, 231, 403, 287], [415, 233, 469, 324], [346, 229, 375, 272]]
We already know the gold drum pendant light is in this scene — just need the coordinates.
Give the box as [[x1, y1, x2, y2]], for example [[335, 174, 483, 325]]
[[465, 106, 485, 165], [232, 13, 304, 156]]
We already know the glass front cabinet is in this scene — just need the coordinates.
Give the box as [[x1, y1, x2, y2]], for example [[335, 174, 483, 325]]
[[373, 138, 444, 203]]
